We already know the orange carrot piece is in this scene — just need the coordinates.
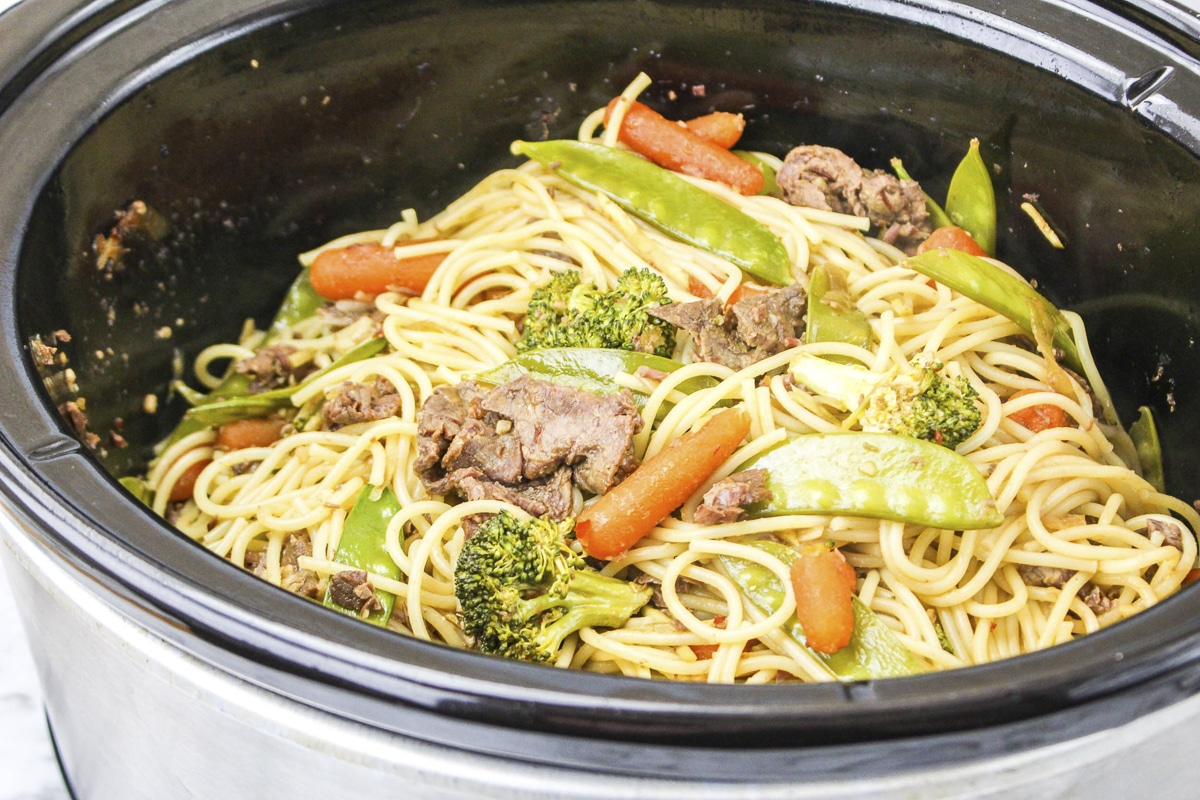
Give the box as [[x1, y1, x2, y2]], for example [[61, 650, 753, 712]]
[[168, 459, 210, 502], [687, 274, 715, 299], [684, 111, 746, 149], [917, 225, 989, 257], [576, 407, 751, 560], [216, 417, 286, 450], [309, 241, 447, 300], [724, 283, 769, 309], [603, 99, 764, 196], [790, 546, 857, 654], [1186, 568, 1200, 585], [1007, 388, 1071, 433]]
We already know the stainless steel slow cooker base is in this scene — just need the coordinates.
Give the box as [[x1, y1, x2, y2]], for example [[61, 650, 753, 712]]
[[5, 508, 1200, 800]]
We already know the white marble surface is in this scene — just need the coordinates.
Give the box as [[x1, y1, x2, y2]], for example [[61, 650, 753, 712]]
[[0, 557, 71, 799]]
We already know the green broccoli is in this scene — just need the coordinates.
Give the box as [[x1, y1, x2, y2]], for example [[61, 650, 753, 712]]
[[454, 510, 652, 663], [517, 267, 676, 357], [790, 352, 983, 449]]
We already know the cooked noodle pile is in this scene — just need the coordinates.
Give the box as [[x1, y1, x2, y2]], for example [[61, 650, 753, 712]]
[[145, 88, 1198, 683]]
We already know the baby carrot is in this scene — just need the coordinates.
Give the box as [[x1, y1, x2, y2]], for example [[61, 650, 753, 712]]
[[684, 111, 746, 149], [604, 99, 763, 195], [309, 241, 447, 300], [1007, 388, 1071, 433], [168, 459, 210, 502], [790, 546, 857, 654], [917, 225, 989, 257], [576, 407, 751, 560], [216, 417, 286, 450]]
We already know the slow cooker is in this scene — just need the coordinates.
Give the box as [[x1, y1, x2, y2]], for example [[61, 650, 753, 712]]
[[3, 0, 1200, 796]]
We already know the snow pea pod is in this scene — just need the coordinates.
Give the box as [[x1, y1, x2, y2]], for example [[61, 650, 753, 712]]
[[268, 268, 326, 339], [511, 139, 792, 286], [740, 432, 1003, 530], [183, 336, 388, 427], [905, 248, 1082, 373], [1130, 405, 1165, 493], [719, 540, 924, 680], [805, 264, 871, 349], [323, 485, 402, 625], [473, 347, 718, 415], [944, 138, 997, 256]]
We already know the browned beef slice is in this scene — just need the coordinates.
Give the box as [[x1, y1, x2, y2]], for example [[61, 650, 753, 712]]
[[480, 375, 642, 495], [695, 469, 773, 525], [1016, 564, 1074, 588], [650, 285, 807, 371], [415, 381, 519, 494], [279, 532, 321, 598], [777, 144, 931, 255], [457, 465, 574, 522], [1078, 585, 1116, 615], [1140, 517, 1185, 550], [235, 344, 309, 393], [1017, 564, 1116, 615], [328, 569, 383, 615], [323, 377, 401, 430], [729, 284, 807, 351], [415, 376, 640, 518]]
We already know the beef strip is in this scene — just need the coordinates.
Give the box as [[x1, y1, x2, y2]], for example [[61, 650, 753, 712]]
[[323, 377, 401, 430], [1016, 564, 1074, 589], [1078, 585, 1117, 616], [695, 469, 772, 525], [416, 376, 641, 521], [649, 284, 807, 371], [279, 532, 321, 599], [480, 374, 642, 494], [245, 532, 320, 599], [235, 344, 308, 393], [457, 465, 575, 533], [1017, 564, 1115, 615], [1139, 517, 1185, 550], [328, 569, 384, 616], [777, 144, 932, 255]]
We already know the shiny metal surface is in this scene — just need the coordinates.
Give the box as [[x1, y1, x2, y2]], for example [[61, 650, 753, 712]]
[[5, 508, 1200, 799]]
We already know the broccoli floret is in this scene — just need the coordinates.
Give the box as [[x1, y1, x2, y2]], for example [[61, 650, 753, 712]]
[[517, 267, 676, 357], [454, 510, 652, 663], [790, 352, 982, 449]]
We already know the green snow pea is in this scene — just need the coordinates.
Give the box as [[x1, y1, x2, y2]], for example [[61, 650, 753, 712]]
[[719, 540, 924, 680], [182, 336, 388, 427], [268, 268, 326, 339], [473, 347, 719, 415], [511, 139, 792, 286], [741, 432, 1003, 530], [905, 248, 1082, 373], [323, 485, 402, 625], [805, 264, 871, 349], [944, 138, 997, 256], [119, 476, 151, 505], [1130, 406, 1165, 493]]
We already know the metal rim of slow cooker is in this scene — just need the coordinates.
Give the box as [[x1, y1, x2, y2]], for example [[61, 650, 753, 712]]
[[3, 0, 1200, 782]]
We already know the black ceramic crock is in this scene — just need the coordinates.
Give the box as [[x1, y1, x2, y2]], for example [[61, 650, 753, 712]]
[[2, 0, 1200, 788]]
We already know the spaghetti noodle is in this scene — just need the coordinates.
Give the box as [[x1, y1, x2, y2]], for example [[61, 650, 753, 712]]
[[142, 76, 1198, 684]]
